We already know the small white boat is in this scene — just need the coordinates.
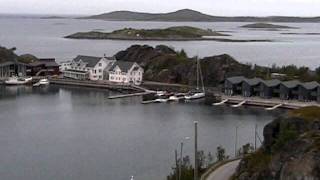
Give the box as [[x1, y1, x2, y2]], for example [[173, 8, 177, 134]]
[[185, 92, 205, 100], [5, 76, 32, 85], [185, 58, 205, 101], [39, 79, 49, 85], [168, 94, 185, 102], [154, 98, 168, 103], [33, 79, 49, 87], [156, 91, 167, 96]]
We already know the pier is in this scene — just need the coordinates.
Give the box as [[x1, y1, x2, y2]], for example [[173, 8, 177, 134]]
[[49, 78, 142, 92], [217, 95, 320, 110], [108, 91, 154, 99]]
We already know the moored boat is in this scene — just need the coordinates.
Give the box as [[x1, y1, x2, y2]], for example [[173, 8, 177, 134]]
[[5, 76, 33, 85]]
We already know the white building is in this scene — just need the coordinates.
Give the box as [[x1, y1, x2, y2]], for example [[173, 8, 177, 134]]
[[62, 55, 115, 81], [108, 61, 143, 85]]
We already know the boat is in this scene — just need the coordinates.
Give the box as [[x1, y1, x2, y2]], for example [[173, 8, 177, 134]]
[[168, 93, 185, 102], [5, 76, 32, 85], [156, 91, 167, 97], [33, 79, 50, 87], [154, 98, 168, 103], [185, 58, 205, 101]]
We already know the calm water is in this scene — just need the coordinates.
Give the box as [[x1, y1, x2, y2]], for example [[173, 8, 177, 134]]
[[0, 18, 320, 68], [0, 85, 283, 180]]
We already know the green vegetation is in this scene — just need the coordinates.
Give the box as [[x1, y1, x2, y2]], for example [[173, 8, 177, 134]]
[[248, 63, 320, 82], [289, 106, 320, 121], [17, 54, 39, 64], [65, 26, 230, 40], [167, 147, 229, 180]]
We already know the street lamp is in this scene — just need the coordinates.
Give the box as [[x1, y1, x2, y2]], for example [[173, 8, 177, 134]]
[[194, 121, 198, 180], [179, 136, 190, 180]]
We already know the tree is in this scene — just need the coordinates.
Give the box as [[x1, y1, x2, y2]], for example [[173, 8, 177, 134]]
[[216, 146, 228, 162]]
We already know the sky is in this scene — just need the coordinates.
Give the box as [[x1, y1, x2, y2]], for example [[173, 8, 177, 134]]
[[0, 0, 319, 16]]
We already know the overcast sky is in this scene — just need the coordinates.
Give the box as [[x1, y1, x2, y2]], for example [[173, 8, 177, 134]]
[[0, 0, 319, 16]]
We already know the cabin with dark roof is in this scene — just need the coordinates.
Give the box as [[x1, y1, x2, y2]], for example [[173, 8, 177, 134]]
[[224, 76, 245, 96], [242, 78, 262, 97], [279, 80, 301, 100], [298, 81, 320, 102], [259, 79, 281, 99]]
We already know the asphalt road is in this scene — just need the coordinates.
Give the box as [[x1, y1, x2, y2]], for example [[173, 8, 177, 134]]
[[206, 160, 241, 180]]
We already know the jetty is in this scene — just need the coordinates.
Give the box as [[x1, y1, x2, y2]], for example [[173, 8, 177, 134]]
[[108, 91, 153, 99], [49, 78, 142, 91], [216, 95, 320, 109]]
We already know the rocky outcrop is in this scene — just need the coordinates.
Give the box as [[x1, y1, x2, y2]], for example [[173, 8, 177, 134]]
[[233, 106, 320, 180], [114, 45, 254, 87]]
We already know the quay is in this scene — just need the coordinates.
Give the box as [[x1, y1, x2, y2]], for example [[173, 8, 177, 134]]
[[108, 91, 154, 99], [49, 78, 143, 92], [214, 95, 320, 110]]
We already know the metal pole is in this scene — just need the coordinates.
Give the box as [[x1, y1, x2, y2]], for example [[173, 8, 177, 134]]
[[194, 121, 198, 180], [254, 124, 257, 151], [175, 149, 178, 180], [179, 142, 183, 180], [235, 126, 238, 157]]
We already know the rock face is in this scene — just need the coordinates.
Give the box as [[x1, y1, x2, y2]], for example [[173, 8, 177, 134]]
[[114, 45, 253, 87], [233, 106, 320, 180]]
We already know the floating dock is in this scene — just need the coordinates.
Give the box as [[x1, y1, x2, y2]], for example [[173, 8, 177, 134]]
[[217, 95, 320, 110], [108, 92, 153, 99]]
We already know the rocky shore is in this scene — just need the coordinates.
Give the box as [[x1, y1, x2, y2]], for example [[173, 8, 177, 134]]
[[232, 106, 320, 180]]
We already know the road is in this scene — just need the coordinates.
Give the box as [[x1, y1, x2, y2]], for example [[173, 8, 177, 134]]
[[206, 160, 241, 180]]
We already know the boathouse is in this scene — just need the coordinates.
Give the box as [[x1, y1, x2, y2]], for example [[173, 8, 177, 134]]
[[242, 78, 262, 97], [224, 76, 320, 103], [0, 61, 27, 78], [27, 58, 59, 76], [298, 81, 320, 102], [279, 80, 301, 100], [259, 79, 281, 99], [224, 76, 246, 96]]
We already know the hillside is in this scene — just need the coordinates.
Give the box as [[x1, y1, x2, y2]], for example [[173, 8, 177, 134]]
[[0, 46, 38, 64], [114, 45, 255, 87], [79, 9, 320, 22], [232, 106, 320, 180]]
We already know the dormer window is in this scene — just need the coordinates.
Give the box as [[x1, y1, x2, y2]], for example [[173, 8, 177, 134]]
[[98, 63, 102, 67]]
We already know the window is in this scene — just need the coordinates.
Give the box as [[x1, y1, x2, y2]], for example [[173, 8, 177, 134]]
[[99, 63, 102, 67], [94, 70, 96, 74], [99, 76, 102, 79], [99, 69, 102, 73]]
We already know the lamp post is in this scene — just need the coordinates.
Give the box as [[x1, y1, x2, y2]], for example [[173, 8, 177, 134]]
[[179, 137, 190, 180], [194, 121, 198, 180]]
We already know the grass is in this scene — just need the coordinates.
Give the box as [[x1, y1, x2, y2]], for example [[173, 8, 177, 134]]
[[289, 106, 320, 121]]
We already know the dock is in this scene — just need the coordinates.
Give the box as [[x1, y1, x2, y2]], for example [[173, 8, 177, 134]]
[[217, 95, 320, 110], [49, 78, 142, 92], [108, 92, 154, 99]]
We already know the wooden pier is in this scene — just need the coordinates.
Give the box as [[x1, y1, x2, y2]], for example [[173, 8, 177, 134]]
[[49, 78, 142, 92], [108, 92, 154, 99], [217, 95, 320, 110]]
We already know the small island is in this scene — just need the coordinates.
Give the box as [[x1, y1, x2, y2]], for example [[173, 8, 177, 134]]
[[64, 26, 273, 42], [65, 26, 231, 40], [241, 23, 298, 29]]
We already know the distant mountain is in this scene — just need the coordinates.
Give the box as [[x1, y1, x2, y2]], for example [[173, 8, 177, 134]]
[[79, 9, 320, 22]]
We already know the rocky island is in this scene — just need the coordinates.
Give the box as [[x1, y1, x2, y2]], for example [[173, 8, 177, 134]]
[[65, 26, 230, 40], [65, 26, 272, 42], [241, 23, 298, 30]]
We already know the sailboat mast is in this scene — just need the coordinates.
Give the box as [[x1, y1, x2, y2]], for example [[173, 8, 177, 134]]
[[199, 59, 205, 92], [196, 58, 199, 90]]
